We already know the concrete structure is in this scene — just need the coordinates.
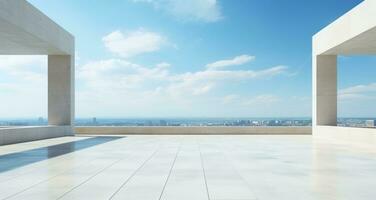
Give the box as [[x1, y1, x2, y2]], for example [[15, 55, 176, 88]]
[[313, 0, 376, 141], [75, 126, 311, 135], [0, 126, 72, 145], [1, 0, 375, 147], [0, 0, 75, 144], [1, 1, 376, 199]]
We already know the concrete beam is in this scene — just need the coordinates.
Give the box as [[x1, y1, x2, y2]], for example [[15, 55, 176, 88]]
[[0, 0, 74, 55], [313, 0, 376, 55]]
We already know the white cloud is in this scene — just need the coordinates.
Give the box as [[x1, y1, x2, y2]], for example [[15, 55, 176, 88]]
[[78, 59, 170, 91], [0, 55, 46, 81], [0, 53, 293, 118], [242, 95, 280, 106], [338, 83, 376, 117], [339, 83, 376, 95], [156, 62, 171, 68], [192, 83, 214, 96], [103, 29, 166, 58], [78, 56, 288, 96], [0, 55, 47, 117], [206, 55, 255, 70], [216, 94, 310, 117], [222, 94, 239, 104], [132, 0, 222, 22], [165, 65, 288, 98], [76, 57, 290, 117], [176, 65, 287, 82], [339, 83, 376, 101], [339, 93, 370, 101]]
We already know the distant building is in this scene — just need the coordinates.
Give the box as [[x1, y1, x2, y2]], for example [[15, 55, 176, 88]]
[[145, 120, 153, 126], [159, 120, 167, 126], [38, 117, 44, 123], [268, 120, 281, 126], [92, 117, 97, 125], [251, 121, 260, 126], [365, 120, 376, 128]]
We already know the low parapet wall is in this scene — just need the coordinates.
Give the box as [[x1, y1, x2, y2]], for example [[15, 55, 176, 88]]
[[75, 126, 312, 135], [314, 126, 376, 149], [0, 126, 73, 145]]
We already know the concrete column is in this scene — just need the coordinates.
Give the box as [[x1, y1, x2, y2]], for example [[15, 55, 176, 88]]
[[48, 55, 74, 128], [313, 55, 337, 127]]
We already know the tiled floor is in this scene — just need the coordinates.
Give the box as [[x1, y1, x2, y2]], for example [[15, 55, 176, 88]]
[[0, 135, 375, 200]]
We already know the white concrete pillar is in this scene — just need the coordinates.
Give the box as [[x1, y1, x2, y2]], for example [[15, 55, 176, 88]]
[[313, 55, 337, 127], [48, 55, 75, 127]]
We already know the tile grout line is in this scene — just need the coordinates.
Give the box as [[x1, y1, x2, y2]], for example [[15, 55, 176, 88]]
[[0, 136, 124, 184], [0, 138, 135, 199], [108, 143, 162, 200], [0, 139, 115, 184], [158, 141, 182, 200], [55, 140, 159, 200], [55, 158, 124, 200], [0, 137, 84, 156], [219, 141, 260, 200], [1, 156, 105, 200], [197, 137, 211, 200]]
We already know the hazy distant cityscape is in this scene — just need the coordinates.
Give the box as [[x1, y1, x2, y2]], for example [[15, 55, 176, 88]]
[[0, 117, 375, 128]]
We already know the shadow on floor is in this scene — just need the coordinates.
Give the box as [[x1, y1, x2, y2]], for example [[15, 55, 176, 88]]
[[0, 136, 123, 173]]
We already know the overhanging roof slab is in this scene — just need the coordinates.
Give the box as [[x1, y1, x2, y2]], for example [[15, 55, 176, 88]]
[[0, 0, 74, 55], [313, 0, 376, 55]]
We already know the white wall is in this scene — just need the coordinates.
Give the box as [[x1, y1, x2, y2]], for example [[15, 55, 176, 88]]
[[0, 126, 73, 145], [314, 126, 376, 149]]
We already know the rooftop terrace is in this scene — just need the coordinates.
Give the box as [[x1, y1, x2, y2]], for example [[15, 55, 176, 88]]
[[0, 135, 375, 200], [1, 0, 376, 199]]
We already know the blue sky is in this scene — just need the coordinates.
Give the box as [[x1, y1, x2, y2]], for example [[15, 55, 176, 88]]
[[1, 0, 375, 118]]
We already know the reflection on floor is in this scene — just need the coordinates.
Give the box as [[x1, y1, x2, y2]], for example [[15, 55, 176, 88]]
[[0, 137, 122, 173], [0, 135, 375, 200]]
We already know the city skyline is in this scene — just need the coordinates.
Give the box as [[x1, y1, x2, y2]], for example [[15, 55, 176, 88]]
[[1, 117, 375, 128], [1, 0, 375, 118]]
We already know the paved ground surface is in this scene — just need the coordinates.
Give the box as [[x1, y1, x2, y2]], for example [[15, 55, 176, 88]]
[[0, 135, 375, 200]]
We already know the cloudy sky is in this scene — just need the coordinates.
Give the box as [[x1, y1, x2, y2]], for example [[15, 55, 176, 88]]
[[1, 0, 374, 118]]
